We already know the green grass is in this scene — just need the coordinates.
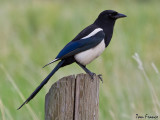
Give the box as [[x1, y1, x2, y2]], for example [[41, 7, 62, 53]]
[[0, 0, 160, 120]]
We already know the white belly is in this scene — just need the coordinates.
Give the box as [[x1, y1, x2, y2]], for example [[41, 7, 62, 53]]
[[74, 39, 105, 65]]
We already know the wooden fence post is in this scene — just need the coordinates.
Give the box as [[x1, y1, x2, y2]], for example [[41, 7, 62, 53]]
[[45, 73, 100, 120]]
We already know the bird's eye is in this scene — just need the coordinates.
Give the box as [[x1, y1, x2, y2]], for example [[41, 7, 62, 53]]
[[111, 12, 118, 16], [109, 13, 112, 16], [108, 12, 118, 19]]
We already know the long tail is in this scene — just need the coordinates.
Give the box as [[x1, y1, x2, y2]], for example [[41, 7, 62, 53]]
[[17, 60, 65, 110]]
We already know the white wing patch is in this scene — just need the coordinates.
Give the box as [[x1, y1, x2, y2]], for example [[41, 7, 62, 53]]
[[82, 28, 103, 39]]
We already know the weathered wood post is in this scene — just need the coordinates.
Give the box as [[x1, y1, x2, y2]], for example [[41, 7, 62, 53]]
[[45, 73, 100, 120]]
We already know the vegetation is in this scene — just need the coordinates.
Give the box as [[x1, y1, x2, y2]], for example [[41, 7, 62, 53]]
[[0, 0, 160, 120]]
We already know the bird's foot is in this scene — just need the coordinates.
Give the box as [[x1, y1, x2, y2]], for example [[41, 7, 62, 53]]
[[97, 74, 103, 83], [88, 73, 103, 83], [90, 72, 96, 81]]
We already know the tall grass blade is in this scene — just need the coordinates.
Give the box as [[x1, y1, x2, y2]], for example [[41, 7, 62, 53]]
[[0, 65, 39, 120]]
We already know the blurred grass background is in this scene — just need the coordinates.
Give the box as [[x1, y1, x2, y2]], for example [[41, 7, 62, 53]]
[[0, 0, 160, 120]]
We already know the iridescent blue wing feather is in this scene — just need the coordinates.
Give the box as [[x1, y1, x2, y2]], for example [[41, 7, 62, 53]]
[[56, 31, 105, 59]]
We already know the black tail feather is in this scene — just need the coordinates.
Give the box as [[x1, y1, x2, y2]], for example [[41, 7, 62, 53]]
[[17, 60, 65, 110]]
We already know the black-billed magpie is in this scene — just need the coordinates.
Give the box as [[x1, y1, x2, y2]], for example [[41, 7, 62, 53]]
[[18, 10, 126, 109]]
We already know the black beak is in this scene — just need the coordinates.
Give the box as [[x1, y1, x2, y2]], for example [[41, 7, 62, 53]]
[[115, 13, 127, 19]]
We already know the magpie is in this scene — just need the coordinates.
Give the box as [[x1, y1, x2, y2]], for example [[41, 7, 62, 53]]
[[18, 10, 126, 109]]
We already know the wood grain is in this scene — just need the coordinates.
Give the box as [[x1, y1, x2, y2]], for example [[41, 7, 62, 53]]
[[45, 73, 100, 120]]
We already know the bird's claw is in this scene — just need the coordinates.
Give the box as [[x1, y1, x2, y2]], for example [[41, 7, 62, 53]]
[[90, 73, 96, 81], [89, 73, 103, 83], [97, 74, 103, 83]]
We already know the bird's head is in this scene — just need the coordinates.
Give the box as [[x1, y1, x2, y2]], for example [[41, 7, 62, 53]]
[[98, 10, 127, 21], [94, 10, 126, 27]]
